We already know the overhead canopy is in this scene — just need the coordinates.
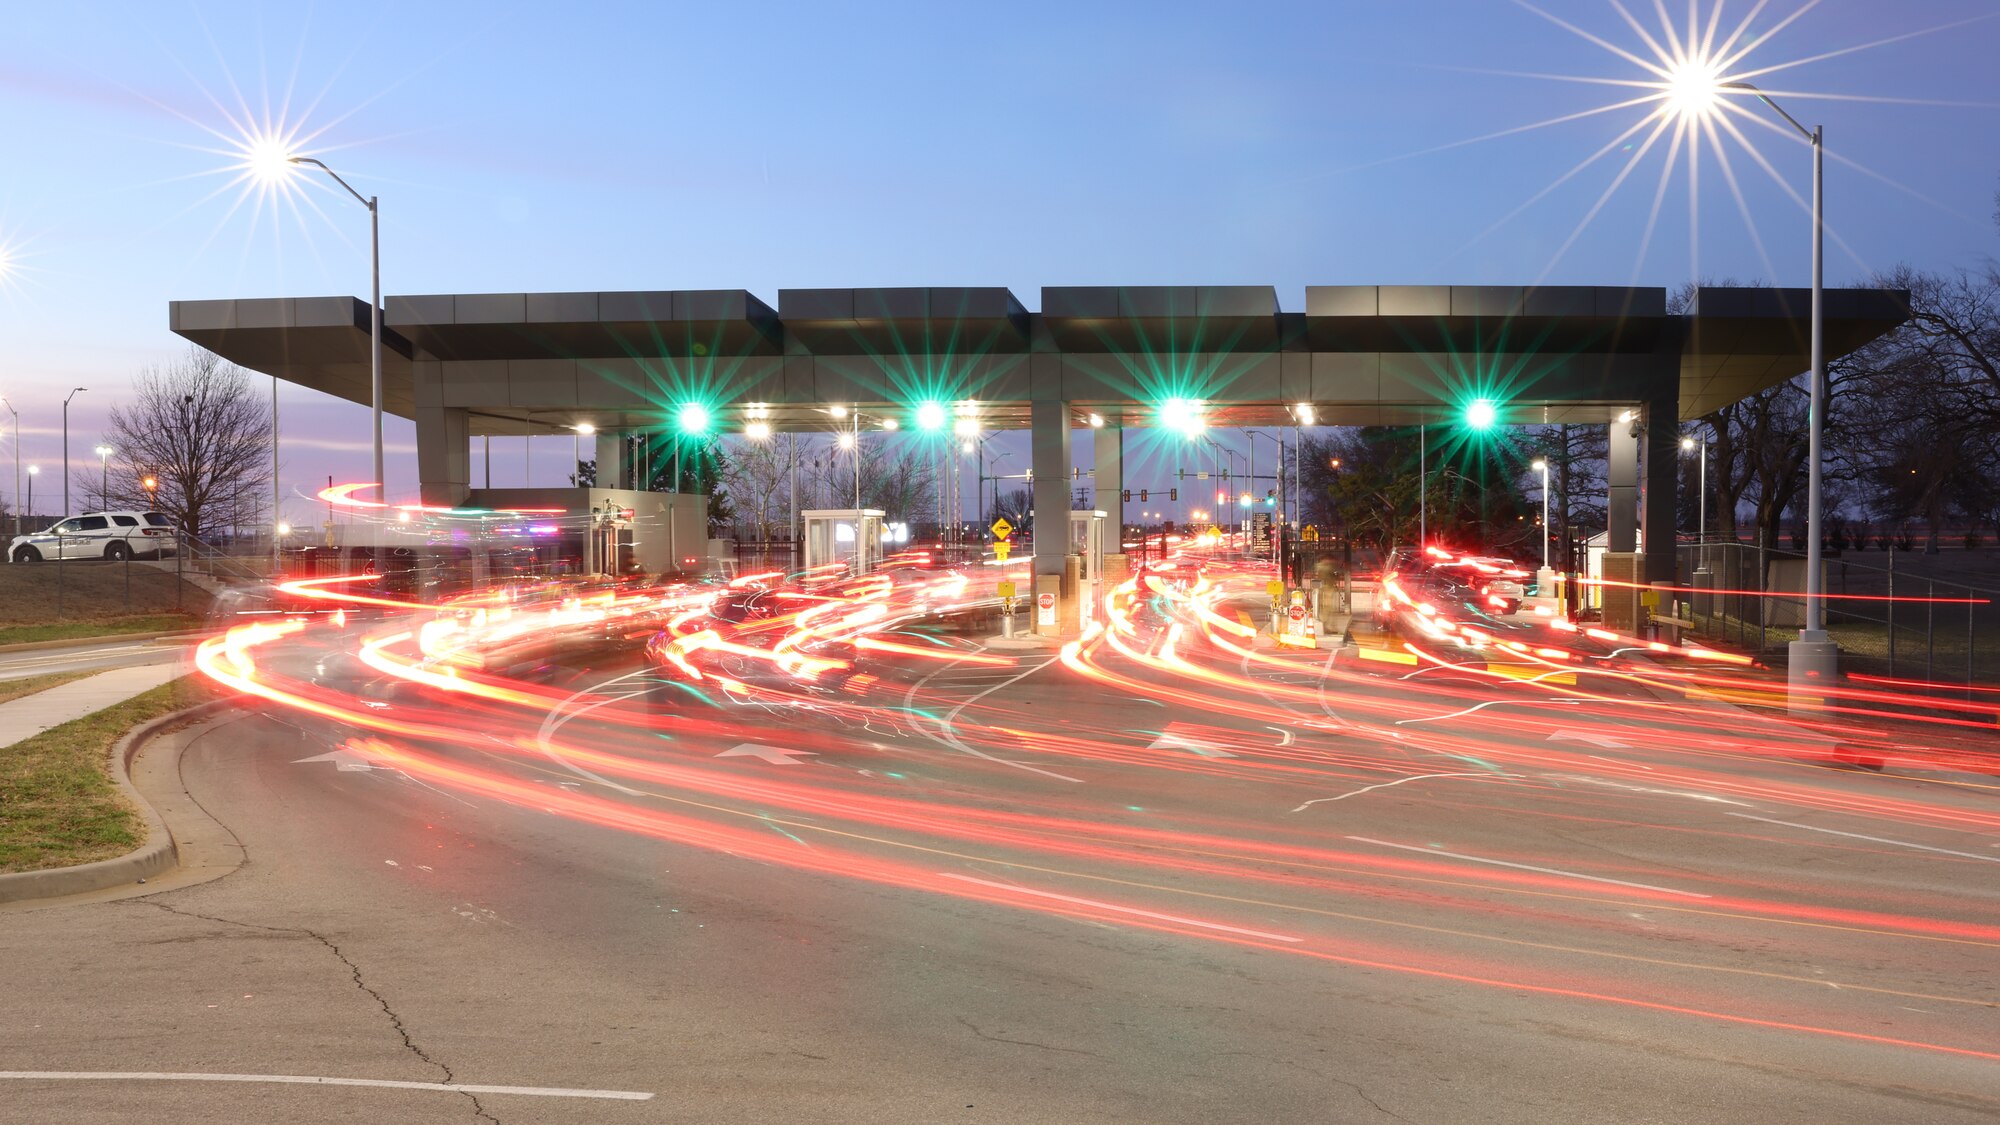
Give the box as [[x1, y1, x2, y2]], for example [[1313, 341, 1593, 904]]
[[170, 283, 1908, 431]]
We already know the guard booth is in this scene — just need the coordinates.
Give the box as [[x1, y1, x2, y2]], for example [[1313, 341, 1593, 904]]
[[802, 509, 884, 575], [1067, 509, 1107, 631]]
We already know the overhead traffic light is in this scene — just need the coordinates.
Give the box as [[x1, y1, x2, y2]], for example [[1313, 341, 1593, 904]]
[[1139, 489, 1148, 502], [1121, 489, 1131, 502], [1169, 488, 1177, 502], [675, 402, 712, 436]]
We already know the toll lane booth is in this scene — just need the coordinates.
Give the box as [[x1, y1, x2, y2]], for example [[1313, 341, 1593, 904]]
[[802, 509, 885, 576], [1066, 509, 1107, 632]]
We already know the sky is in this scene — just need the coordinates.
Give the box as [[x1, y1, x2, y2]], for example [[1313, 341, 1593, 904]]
[[0, 0, 1995, 526]]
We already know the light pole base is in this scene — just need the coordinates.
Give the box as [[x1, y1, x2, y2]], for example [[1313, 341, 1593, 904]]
[[1786, 635, 1838, 715]]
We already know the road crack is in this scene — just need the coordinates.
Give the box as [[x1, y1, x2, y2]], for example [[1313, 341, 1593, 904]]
[[955, 1016, 1101, 1058], [125, 899, 499, 1123]]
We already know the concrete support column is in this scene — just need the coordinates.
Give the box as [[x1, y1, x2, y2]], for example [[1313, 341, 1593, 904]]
[[1607, 414, 1638, 554], [1093, 424, 1123, 543], [1641, 399, 1679, 584], [1030, 400, 1073, 578], [1031, 400, 1072, 637], [596, 432, 628, 490], [416, 405, 470, 507]]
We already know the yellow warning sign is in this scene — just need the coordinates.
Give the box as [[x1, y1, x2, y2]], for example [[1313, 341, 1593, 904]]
[[997, 580, 1017, 599], [993, 541, 1012, 561], [1266, 579, 1285, 600], [990, 517, 1014, 540]]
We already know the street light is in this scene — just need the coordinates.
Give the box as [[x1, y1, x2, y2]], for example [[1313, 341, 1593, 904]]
[[1530, 458, 1551, 574], [1714, 79, 1834, 699], [2, 396, 18, 537], [288, 156, 384, 502], [62, 387, 84, 517], [26, 464, 38, 525], [1681, 434, 1707, 544], [95, 445, 112, 508]]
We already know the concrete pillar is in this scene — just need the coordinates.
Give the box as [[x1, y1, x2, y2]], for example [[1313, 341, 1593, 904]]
[[416, 405, 470, 507], [596, 432, 628, 489], [1030, 400, 1073, 578], [1641, 399, 1679, 584], [1031, 400, 1072, 637], [1093, 424, 1123, 548], [1607, 414, 1638, 554]]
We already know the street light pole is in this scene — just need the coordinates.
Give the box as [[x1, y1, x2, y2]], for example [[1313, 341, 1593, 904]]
[[1418, 422, 1427, 551], [1722, 81, 1832, 703], [95, 445, 111, 509], [289, 157, 383, 502], [3, 397, 19, 537], [62, 387, 84, 517]]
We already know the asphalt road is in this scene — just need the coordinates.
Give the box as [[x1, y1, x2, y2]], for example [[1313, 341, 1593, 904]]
[[0, 635, 191, 682], [2, 595, 1997, 1123]]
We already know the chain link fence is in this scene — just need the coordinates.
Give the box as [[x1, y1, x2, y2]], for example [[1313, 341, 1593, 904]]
[[1677, 541, 2000, 686]]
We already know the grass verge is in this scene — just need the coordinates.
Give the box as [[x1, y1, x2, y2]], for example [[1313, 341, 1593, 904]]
[[0, 614, 201, 648], [0, 677, 201, 874], [0, 670, 99, 707]]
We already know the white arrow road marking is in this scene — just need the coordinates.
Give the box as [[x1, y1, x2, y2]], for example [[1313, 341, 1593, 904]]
[[717, 743, 816, 765], [1291, 772, 1514, 813], [292, 749, 380, 772], [1546, 728, 1635, 750], [1147, 732, 1237, 758], [1265, 725, 1295, 747], [1345, 836, 1712, 898], [0, 1072, 651, 1101], [1728, 814, 2000, 863], [940, 873, 1302, 943]]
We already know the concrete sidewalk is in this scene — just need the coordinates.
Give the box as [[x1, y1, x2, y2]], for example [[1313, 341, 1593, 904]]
[[0, 664, 182, 748]]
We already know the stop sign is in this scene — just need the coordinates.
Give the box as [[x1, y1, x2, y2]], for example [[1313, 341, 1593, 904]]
[[1288, 604, 1306, 621], [1037, 593, 1055, 610]]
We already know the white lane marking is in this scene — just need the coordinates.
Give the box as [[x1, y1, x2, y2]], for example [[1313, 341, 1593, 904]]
[[1548, 775, 1748, 805], [1290, 772, 1512, 813], [1392, 698, 1582, 725], [1265, 725, 1295, 747], [1728, 814, 2000, 863], [940, 872, 1303, 943], [1344, 835, 1712, 898], [0, 1072, 652, 1100]]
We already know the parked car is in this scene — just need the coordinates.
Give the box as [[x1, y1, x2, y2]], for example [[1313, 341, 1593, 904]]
[[9, 511, 178, 562]]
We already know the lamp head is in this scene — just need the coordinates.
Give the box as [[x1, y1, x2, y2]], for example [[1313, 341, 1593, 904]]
[[1664, 57, 1724, 121]]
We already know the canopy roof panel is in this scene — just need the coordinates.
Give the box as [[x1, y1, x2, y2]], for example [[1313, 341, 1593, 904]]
[[169, 283, 1907, 430]]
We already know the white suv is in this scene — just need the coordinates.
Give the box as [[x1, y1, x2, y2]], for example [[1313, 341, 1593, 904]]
[[9, 511, 179, 563]]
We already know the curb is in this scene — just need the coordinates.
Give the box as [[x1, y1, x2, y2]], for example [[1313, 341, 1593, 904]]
[[0, 629, 203, 655], [0, 698, 233, 906]]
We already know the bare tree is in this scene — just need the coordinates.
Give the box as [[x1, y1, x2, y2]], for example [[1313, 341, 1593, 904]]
[[719, 437, 794, 541], [104, 347, 273, 541]]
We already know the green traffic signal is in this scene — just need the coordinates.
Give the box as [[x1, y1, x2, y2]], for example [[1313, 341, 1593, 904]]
[[675, 402, 712, 436]]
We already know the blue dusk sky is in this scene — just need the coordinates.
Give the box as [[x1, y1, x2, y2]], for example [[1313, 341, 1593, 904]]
[[0, 1, 1994, 523]]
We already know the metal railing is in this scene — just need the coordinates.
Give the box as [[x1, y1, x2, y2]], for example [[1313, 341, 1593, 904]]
[[1677, 540, 2000, 686]]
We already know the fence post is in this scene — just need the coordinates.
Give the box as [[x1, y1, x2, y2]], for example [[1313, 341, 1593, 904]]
[[1756, 543, 1767, 652], [1968, 588, 1976, 690], [1926, 580, 1935, 682], [1886, 547, 1895, 675]]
